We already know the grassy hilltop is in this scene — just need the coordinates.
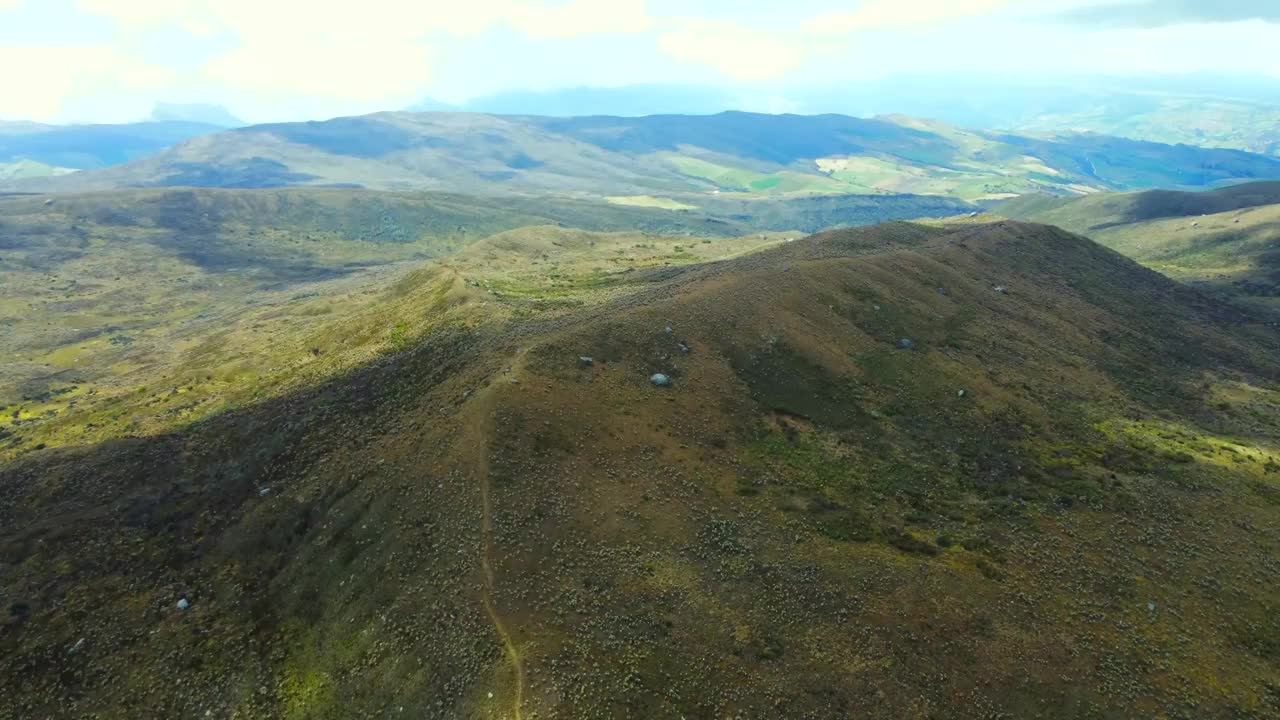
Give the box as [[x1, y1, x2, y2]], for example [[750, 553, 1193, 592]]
[[2, 216, 1279, 718]]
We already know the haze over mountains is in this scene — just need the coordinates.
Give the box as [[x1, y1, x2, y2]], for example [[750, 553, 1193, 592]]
[[147, 103, 246, 128], [0, 120, 228, 172], [4, 72, 1279, 189], [417, 74, 1280, 156], [7, 110, 1280, 204]]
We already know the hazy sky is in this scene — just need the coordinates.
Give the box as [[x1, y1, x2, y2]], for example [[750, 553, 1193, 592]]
[[2, 0, 1279, 123]]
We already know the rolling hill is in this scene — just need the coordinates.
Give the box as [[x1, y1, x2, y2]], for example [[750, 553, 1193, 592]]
[[997, 182, 1280, 312], [0, 186, 972, 460], [9, 111, 1280, 202], [3, 217, 1279, 718]]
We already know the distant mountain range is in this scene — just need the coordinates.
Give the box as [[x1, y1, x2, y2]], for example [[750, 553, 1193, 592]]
[[1, 72, 1275, 187], [0, 120, 226, 171], [8, 111, 1280, 202], [417, 74, 1280, 156]]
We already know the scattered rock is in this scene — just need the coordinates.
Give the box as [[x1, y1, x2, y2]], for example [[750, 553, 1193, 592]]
[[579, 356, 594, 367], [650, 373, 672, 387], [664, 326, 674, 335], [897, 338, 915, 350], [177, 598, 190, 611], [993, 285, 1009, 294], [677, 342, 691, 354], [258, 487, 272, 497], [958, 389, 966, 398]]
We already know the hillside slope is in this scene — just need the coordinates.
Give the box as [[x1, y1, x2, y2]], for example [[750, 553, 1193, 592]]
[[0, 186, 825, 459], [9, 111, 1280, 201], [1, 186, 967, 461], [998, 182, 1280, 311], [3, 220, 1279, 718]]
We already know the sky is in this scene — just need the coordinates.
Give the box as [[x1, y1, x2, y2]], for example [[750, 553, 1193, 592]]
[[1, 0, 1279, 124]]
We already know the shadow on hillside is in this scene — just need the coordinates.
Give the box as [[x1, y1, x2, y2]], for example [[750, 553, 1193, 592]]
[[0, 324, 483, 574]]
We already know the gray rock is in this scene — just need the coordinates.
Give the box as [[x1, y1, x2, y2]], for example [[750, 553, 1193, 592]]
[[993, 285, 1009, 294], [897, 338, 915, 350], [579, 356, 594, 367], [177, 598, 190, 611], [650, 373, 672, 387], [258, 487, 272, 497]]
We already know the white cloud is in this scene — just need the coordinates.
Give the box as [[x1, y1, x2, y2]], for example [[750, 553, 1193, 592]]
[[76, 0, 652, 40], [0, 45, 174, 120], [62, 0, 657, 116], [204, 40, 439, 108], [509, 0, 653, 39], [658, 19, 806, 81], [803, 0, 1027, 33]]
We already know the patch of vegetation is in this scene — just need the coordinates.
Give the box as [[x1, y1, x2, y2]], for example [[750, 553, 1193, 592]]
[[3, 214, 1280, 720]]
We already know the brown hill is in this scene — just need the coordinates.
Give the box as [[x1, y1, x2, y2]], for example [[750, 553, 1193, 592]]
[[3, 221, 1279, 718]]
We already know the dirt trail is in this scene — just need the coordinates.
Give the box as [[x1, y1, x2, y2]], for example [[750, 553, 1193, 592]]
[[460, 360, 527, 720]]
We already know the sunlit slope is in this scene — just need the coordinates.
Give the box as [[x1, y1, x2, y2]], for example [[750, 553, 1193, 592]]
[[11, 111, 1280, 201], [998, 182, 1280, 311], [3, 219, 1278, 718], [0, 189, 797, 460]]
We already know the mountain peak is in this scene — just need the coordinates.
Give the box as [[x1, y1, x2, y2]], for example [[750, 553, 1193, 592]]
[[147, 102, 245, 128]]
